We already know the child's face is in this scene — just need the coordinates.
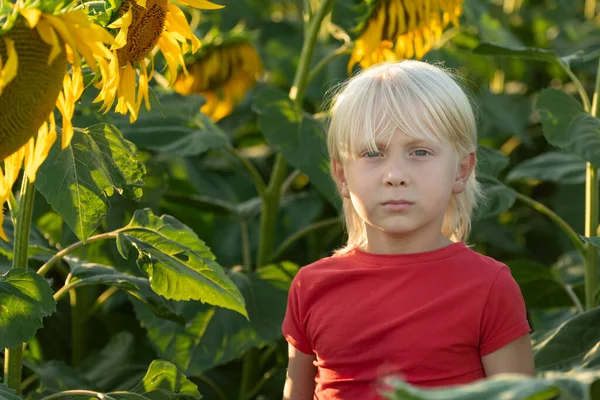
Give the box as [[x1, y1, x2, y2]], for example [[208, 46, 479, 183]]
[[333, 129, 474, 248]]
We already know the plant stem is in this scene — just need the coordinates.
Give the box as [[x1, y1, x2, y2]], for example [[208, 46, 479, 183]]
[[560, 62, 592, 112], [584, 58, 600, 309], [224, 146, 266, 198], [564, 284, 585, 313], [255, 0, 334, 269], [7, 191, 18, 225], [4, 177, 36, 394], [306, 44, 354, 84], [246, 1, 335, 398], [240, 219, 252, 272], [82, 286, 119, 323], [40, 390, 106, 400], [70, 288, 85, 366], [270, 217, 341, 262], [37, 231, 119, 277], [515, 193, 587, 258]]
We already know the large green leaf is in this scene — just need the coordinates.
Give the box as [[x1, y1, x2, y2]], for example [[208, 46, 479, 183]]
[[330, 0, 372, 37], [65, 258, 184, 323], [130, 360, 201, 400], [0, 268, 56, 348], [506, 152, 587, 184], [536, 89, 600, 165], [117, 209, 247, 317], [253, 88, 340, 210], [473, 42, 561, 63], [383, 370, 600, 400], [133, 262, 298, 374], [0, 383, 22, 400], [35, 124, 146, 242], [115, 94, 229, 157], [533, 306, 600, 371], [477, 145, 509, 177], [506, 260, 574, 308], [473, 177, 516, 221]]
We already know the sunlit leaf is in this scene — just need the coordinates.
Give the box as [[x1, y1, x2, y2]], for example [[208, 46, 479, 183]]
[[0, 268, 56, 348], [118, 209, 247, 317], [506, 152, 587, 184], [130, 360, 201, 400], [35, 124, 146, 242]]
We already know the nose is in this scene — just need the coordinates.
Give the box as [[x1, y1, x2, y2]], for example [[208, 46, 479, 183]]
[[383, 160, 409, 187]]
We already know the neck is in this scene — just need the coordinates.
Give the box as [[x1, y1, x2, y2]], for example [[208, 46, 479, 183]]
[[363, 226, 453, 255]]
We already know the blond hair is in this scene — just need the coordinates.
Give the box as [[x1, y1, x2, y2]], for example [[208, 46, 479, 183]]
[[326, 60, 483, 255]]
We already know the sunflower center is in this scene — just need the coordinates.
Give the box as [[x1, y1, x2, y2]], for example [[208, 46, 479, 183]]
[[0, 23, 67, 161], [116, 0, 168, 66]]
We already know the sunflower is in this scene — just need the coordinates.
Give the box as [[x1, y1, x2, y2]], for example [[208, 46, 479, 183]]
[[173, 31, 263, 121], [93, 0, 224, 123], [0, 1, 115, 241], [348, 0, 464, 72]]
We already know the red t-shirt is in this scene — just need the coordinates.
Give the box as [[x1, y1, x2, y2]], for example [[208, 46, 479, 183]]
[[282, 242, 531, 399]]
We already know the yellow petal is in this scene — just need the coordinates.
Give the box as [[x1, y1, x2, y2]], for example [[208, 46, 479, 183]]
[[137, 60, 151, 111], [55, 91, 74, 148], [0, 38, 18, 96], [165, 4, 202, 53], [157, 32, 186, 85], [116, 63, 139, 121], [109, 9, 132, 50], [3, 146, 25, 194], [36, 20, 62, 65], [24, 119, 57, 183], [43, 15, 81, 66], [0, 203, 8, 241], [174, 0, 224, 10], [19, 7, 42, 28]]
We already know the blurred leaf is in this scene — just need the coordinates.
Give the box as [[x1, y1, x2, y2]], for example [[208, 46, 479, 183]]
[[473, 42, 560, 63], [473, 177, 516, 221], [506, 152, 587, 184], [477, 145, 509, 177], [79, 332, 140, 392], [330, 0, 371, 37], [35, 124, 146, 242], [533, 306, 600, 371], [383, 370, 600, 400], [66, 258, 184, 323], [0, 216, 54, 261], [478, 90, 532, 143], [118, 209, 247, 317], [0, 383, 21, 400], [130, 360, 201, 400], [134, 262, 298, 374], [32, 360, 95, 395], [253, 88, 340, 210], [536, 89, 600, 165], [506, 260, 573, 308], [116, 94, 229, 157], [0, 268, 56, 348]]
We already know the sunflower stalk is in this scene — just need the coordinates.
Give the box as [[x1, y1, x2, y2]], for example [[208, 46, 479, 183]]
[[4, 177, 36, 394], [244, 0, 334, 398], [584, 58, 600, 309]]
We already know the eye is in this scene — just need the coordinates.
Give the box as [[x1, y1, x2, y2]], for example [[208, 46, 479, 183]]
[[412, 149, 431, 157], [361, 150, 383, 158]]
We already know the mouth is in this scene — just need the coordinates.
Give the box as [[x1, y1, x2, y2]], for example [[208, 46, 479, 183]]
[[382, 199, 413, 211]]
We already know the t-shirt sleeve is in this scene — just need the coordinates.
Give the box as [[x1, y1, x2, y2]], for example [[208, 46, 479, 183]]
[[479, 266, 531, 356], [282, 269, 313, 355]]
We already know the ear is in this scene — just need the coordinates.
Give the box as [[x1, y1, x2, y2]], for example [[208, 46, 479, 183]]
[[452, 152, 475, 194], [332, 159, 350, 198]]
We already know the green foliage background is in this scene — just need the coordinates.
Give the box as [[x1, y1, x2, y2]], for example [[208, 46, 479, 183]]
[[2, 0, 600, 399]]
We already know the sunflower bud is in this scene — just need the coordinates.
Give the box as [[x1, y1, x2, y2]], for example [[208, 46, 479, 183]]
[[174, 35, 263, 121], [0, 23, 67, 161]]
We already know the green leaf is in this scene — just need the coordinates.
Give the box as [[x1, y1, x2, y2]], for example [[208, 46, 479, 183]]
[[533, 306, 600, 371], [477, 145, 509, 177], [116, 94, 229, 157], [473, 42, 561, 64], [32, 360, 96, 394], [383, 370, 600, 400], [253, 88, 340, 210], [506, 152, 587, 184], [130, 360, 201, 400], [0, 216, 54, 262], [473, 177, 516, 221], [133, 262, 298, 374], [536, 89, 600, 165], [330, 0, 372, 37], [0, 268, 56, 348], [506, 260, 573, 308], [119, 209, 247, 317], [65, 258, 184, 323], [35, 124, 146, 242], [0, 383, 22, 400]]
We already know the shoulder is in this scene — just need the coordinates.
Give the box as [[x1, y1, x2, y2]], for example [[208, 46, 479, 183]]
[[458, 245, 511, 279]]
